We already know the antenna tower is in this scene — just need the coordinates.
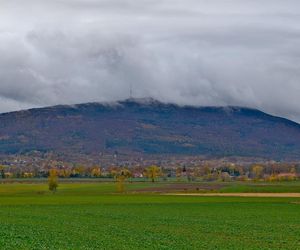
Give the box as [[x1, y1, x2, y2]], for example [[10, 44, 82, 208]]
[[130, 84, 133, 99]]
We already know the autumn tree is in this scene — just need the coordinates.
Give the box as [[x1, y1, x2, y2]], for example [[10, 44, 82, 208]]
[[110, 169, 118, 182], [251, 165, 264, 181], [0, 165, 5, 179], [72, 165, 85, 177], [144, 165, 161, 182], [191, 167, 202, 180], [290, 166, 296, 174], [59, 169, 72, 178], [91, 167, 102, 177], [116, 169, 132, 193], [48, 169, 58, 193], [23, 172, 34, 178], [220, 172, 231, 182], [176, 167, 182, 182], [201, 165, 211, 177], [121, 169, 132, 179]]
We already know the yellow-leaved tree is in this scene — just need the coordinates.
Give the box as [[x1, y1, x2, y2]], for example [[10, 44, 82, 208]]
[[176, 167, 182, 182], [144, 165, 161, 182], [0, 165, 5, 179], [116, 169, 132, 193], [91, 167, 102, 177], [251, 165, 264, 181], [48, 169, 58, 193]]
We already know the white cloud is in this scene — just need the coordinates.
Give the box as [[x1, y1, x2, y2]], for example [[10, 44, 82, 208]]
[[0, 0, 300, 122]]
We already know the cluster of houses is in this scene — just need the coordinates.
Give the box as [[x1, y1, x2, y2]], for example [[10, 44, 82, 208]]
[[0, 152, 299, 181]]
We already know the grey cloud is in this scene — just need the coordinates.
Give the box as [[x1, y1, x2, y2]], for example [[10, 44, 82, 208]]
[[0, 0, 300, 122]]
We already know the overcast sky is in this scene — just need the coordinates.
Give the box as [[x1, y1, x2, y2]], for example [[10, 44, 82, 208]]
[[1, 0, 300, 122]]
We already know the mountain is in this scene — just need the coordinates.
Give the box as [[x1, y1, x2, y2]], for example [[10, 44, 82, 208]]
[[0, 98, 299, 160]]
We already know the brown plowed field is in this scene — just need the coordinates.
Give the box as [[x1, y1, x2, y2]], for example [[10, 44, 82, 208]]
[[169, 193, 300, 197]]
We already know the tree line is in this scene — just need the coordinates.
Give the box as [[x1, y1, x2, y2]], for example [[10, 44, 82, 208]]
[[0, 163, 299, 182]]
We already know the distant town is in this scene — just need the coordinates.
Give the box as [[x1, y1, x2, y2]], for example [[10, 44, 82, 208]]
[[0, 151, 299, 182]]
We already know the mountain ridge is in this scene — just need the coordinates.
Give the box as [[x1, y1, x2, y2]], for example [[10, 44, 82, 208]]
[[0, 98, 299, 160], [2, 97, 299, 126]]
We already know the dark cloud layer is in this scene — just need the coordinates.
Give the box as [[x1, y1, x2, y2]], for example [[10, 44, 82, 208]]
[[1, 0, 300, 122]]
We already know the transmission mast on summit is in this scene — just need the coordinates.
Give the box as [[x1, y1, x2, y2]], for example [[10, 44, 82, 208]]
[[129, 84, 133, 99]]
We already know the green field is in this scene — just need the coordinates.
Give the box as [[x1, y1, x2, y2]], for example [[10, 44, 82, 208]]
[[0, 181, 300, 249]]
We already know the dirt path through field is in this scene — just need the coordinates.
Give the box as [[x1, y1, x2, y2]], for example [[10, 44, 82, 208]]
[[168, 193, 300, 197]]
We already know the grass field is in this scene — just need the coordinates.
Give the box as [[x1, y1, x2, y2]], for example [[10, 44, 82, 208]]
[[0, 181, 300, 249]]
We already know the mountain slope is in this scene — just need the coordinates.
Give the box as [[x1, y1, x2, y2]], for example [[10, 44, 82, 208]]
[[0, 98, 299, 160]]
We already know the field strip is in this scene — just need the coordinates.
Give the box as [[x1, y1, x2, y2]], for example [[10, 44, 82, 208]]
[[167, 193, 300, 197]]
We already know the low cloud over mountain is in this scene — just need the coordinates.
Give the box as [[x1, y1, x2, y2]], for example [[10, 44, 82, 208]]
[[1, 0, 300, 122]]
